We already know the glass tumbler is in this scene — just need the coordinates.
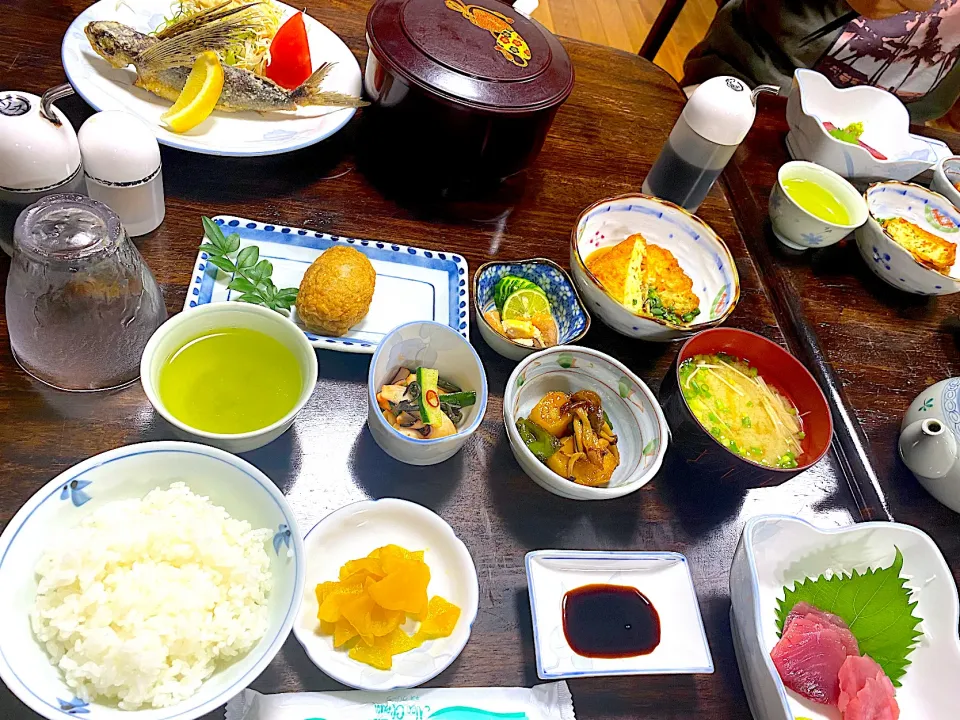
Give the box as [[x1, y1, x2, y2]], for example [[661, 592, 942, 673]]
[[5, 193, 167, 391]]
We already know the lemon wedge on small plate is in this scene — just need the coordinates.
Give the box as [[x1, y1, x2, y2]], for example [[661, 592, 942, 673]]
[[160, 51, 224, 133]]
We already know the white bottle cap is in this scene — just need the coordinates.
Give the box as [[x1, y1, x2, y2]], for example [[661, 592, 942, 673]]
[[681, 76, 766, 147], [79, 111, 161, 185]]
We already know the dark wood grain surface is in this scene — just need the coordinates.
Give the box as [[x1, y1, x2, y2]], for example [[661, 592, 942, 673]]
[[1, 2, 869, 718], [724, 95, 960, 588]]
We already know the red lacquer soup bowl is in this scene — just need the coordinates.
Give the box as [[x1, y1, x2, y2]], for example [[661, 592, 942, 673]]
[[658, 328, 833, 487]]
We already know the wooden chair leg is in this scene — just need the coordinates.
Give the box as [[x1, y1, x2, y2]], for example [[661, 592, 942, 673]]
[[639, 0, 688, 60]]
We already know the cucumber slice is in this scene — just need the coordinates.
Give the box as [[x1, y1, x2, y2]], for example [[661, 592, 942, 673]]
[[416, 367, 443, 427], [493, 275, 546, 312]]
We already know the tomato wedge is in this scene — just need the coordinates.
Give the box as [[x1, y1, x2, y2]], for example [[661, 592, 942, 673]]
[[265, 12, 312, 90]]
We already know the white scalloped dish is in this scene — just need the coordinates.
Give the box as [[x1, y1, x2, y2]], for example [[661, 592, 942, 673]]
[[786, 69, 951, 183], [730, 515, 960, 720]]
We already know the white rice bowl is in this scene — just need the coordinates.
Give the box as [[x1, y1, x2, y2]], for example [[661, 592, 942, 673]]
[[31, 483, 272, 710], [0, 441, 304, 720]]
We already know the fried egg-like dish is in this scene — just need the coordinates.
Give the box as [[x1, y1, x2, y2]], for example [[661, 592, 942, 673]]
[[585, 233, 700, 325], [881, 217, 957, 275]]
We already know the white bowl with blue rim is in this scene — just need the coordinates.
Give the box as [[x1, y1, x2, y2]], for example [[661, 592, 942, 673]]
[[474, 258, 591, 361], [503, 345, 668, 500], [730, 514, 960, 720], [0, 441, 304, 720], [855, 181, 960, 296], [525, 550, 713, 680], [769, 160, 868, 250], [569, 194, 740, 342], [368, 320, 488, 466], [785, 69, 951, 183], [293, 498, 479, 690], [187, 215, 470, 355], [140, 302, 319, 453]]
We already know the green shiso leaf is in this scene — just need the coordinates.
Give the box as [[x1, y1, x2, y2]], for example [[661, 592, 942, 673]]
[[774, 547, 922, 687]]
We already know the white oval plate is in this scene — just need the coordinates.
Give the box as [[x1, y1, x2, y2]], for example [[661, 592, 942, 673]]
[[62, 0, 362, 156], [293, 499, 479, 690]]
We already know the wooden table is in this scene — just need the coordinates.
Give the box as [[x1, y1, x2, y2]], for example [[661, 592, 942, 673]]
[[724, 95, 960, 590], [0, 2, 894, 718]]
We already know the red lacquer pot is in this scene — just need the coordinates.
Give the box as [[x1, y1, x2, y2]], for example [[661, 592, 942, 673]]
[[363, 0, 574, 192]]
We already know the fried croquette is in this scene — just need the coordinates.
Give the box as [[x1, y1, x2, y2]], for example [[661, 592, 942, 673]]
[[881, 217, 957, 275], [297, 246, 376, 336]]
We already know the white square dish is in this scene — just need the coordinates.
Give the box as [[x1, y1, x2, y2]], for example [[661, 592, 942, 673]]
[[525, 550, 713, 680], [730, 515, 960, 720]]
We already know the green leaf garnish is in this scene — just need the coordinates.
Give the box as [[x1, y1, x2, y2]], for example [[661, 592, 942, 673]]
[[775, 547, 922, 687], [200, 217, 297, 315]]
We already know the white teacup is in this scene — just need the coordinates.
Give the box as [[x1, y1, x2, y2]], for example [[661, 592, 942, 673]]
[[769, 160, 867, 250]]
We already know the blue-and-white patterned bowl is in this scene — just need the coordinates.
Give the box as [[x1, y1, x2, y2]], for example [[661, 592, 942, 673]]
[[0, 441, 304, 720], [769, 161, 867, 251], [855, 181, 960, 296], [474, 258, 591, 361], [570, 195, 740, 342]]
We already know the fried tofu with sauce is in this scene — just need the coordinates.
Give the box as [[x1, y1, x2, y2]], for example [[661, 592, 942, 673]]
[[297, 246, 376, 336], [585, 233, 700, 324], [881, 217, 957, 275]]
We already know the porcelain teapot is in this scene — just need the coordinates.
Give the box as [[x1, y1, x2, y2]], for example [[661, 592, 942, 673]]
[[899, 378, 960, 513]]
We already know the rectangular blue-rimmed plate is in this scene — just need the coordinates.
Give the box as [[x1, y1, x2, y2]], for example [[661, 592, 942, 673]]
[[525, 550, 714, 680], [184, 216, 470, 354]]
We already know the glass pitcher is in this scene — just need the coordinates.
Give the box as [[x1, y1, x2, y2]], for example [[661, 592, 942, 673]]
[[5, 193, 166, 391]]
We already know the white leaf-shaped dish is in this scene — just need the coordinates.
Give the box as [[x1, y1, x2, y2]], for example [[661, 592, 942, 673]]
[[730, 514, 960, 720], [785, 69, 951, 183]]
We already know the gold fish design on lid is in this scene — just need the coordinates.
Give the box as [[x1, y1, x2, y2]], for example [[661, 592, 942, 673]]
[[444, 0, 532, 67]]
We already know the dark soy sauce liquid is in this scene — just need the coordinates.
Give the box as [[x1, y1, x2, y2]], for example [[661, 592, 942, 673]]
[[643, 143, 723, 212], [562, 584, 661, 658]]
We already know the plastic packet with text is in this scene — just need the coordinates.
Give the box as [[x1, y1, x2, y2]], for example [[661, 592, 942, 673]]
[[225, 682, 575, 720]]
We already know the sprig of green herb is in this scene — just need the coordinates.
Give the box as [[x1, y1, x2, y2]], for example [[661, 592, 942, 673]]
[[200, 216, 299, 315]]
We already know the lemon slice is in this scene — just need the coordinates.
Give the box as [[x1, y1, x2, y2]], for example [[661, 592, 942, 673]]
[[502, 289, 551, 322], [160, 51, 224, 133]]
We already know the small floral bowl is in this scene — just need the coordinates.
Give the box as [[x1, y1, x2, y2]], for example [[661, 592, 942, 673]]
[[473, 258, 591, 362], [503, 345, 669, 500], [855, 181, 960, 296], [570, 195, 740, 342], [769, 161, 867, 250], [0, 441, 304, 720]]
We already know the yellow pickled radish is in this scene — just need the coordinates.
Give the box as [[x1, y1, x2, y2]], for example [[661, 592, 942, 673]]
[[160, 51, 224, 133]]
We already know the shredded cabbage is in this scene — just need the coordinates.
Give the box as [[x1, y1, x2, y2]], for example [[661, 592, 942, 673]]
[[154, 0, 283, 75]]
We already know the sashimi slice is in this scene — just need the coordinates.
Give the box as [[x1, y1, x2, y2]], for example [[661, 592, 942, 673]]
[[784, 602, 860, 656], [771, 614, 859, 704], [838, 655, 900, 720]]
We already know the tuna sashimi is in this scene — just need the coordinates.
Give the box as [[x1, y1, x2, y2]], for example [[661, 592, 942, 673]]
[[771, 612, 859, 704], [784, 602, 860, 656], [838, 655, 900, 720]]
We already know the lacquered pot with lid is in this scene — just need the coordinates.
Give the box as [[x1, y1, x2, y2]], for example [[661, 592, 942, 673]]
[[363, 0, 574, 193]]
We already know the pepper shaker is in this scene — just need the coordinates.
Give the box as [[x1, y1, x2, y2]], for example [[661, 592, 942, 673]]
[[79, 110, 165, 236], [0, 85, 85, 256]]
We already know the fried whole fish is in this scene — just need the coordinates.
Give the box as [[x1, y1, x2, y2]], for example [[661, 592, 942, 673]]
[[84, 3, 366, 112]]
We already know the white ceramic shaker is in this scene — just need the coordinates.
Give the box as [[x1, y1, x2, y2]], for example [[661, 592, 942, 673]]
[[79, 110, 165, 236], [0, 85, 85, 256]]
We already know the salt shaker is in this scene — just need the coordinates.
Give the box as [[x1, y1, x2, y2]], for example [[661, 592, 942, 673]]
[[79, 110, 165, 236], [0, 85, 85, 256], [642, 77, 778, 213]]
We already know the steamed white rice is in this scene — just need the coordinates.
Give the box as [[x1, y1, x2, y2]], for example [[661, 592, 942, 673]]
[[31, 482, 273, 710]]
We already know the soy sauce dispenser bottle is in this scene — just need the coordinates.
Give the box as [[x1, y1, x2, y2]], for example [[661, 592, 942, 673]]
[[642, 77, 778, 212]]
